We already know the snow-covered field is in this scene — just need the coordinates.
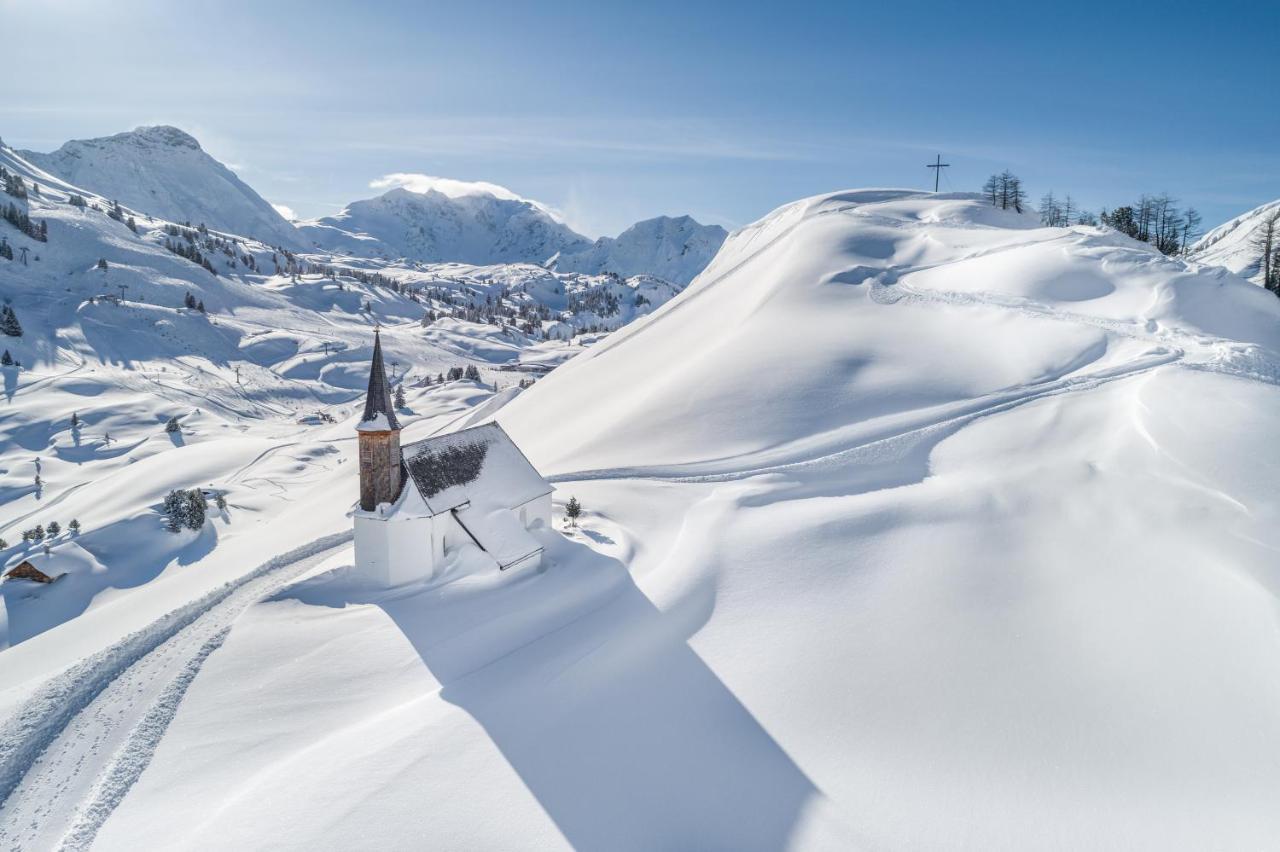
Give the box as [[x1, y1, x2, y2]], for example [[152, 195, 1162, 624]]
[[2, 144, 1279, 851]]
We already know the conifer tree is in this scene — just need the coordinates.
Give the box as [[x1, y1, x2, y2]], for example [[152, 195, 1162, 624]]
[[565, 496, 582, 528], [394, 385, 406, 408], [165, 416, 181, 434], [69, 519, 80, 534], [184, 490, 206, 530], [1, 305, 22, 337], [163, 490, 187, 532], [47, 521, 61, 537]]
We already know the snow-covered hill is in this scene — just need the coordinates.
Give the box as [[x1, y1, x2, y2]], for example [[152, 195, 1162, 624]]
[[1, 181, 1279, 850], [551, 215, 727, 285], [19, 126, 301, 250], [1191, 197, 1280, 282]]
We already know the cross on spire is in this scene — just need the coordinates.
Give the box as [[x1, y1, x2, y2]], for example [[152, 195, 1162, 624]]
[[926, 154, 950, 193]]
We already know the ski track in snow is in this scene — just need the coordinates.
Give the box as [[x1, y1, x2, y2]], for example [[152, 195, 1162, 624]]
[[551, 347, 1181, 486], [554, 243, 1280, 486], [0, 532, 352, 852]]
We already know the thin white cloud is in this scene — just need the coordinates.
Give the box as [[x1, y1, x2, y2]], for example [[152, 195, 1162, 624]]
[[271, 202, 297, 221]]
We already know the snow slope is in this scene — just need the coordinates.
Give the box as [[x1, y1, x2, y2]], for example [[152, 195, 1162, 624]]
[[2, 186, 1280, 850], [551, 215, 727, 285], [1190, 197, 1280, 282], [20, 126, 301, 249]]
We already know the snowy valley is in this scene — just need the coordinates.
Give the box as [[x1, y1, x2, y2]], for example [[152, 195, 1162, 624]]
[[0, 122, 1278, 852]]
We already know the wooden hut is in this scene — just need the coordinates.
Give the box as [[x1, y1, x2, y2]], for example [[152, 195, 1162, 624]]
[[4, 561, 55, 583]]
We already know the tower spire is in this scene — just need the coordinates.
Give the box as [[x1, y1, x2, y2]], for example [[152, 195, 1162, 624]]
[[360, 329, 400, 430], [357, 329, 403, 511]]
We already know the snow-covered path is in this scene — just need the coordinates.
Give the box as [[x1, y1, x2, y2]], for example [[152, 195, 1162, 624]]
[[0, 534, 351, 851]]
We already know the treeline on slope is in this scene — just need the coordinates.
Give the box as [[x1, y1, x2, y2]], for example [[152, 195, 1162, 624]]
[[0, 164, 48, 245], [984, 171, 1204, 257]]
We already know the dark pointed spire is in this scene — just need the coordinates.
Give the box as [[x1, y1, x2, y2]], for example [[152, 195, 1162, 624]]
[[360, 330, 400, 430]]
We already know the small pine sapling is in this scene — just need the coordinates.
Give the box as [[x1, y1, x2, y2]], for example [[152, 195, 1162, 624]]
[[565, 496, 582, 528], [69, 519, 81, 534]]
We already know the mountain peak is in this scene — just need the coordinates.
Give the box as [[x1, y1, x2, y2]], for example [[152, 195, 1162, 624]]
[[123, 125, 203, 149], [20, 126, 299, 247]]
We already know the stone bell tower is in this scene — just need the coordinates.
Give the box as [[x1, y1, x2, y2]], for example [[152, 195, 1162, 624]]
[[357, 329, 402, 511]]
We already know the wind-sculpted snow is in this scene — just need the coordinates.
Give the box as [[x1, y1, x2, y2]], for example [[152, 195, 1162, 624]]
[[499, 190, 1280, 474]]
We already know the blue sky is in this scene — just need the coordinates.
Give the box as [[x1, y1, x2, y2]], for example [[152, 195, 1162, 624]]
[[3, 0, 1277, 236]]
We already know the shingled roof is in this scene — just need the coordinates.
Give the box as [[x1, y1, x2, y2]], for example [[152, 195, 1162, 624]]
[[359, 330, 400, 431], [400, 423, 550, 516]]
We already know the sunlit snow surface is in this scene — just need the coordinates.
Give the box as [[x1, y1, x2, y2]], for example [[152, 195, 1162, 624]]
[[2, 188, 1279, 850]]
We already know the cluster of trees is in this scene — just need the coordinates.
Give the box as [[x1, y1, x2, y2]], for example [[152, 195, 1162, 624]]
[[163, 224, 219, 276], [1, 166, 28, 199], [164, 416, 182, 434], [982, 171, 1028, 213], [2, 202, 47, 243], [183, 291, 206, 313], [15, 519, 79, 545], [106, 200, 138, 233], [567, 287, 623, 319], [162, 489, 207, 533], [1, 350, 18, 366], [1, 305, 22, 336], [1249, 211, 1280, 296], [986, 173, 1206, 257], [443, 364, 483, 382], [1099, 195, 1201, 256]]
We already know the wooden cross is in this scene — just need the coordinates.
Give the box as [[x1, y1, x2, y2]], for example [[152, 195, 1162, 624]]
[[927, 154, 950, 193]]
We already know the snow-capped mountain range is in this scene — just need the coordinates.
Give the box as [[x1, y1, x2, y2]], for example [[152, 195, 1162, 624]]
[[22, 126, 727, 284], [300, 185, 726, 284], [19, 126, 302, 250]]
